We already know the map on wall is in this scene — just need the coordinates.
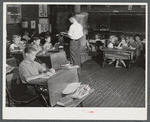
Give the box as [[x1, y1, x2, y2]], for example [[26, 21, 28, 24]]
[[7, 5, 22, 24]]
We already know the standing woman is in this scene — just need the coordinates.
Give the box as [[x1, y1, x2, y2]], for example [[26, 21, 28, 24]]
[[61, 13, 83, 75]]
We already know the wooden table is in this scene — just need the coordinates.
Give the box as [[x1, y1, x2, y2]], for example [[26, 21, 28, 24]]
[[101, 47, 135, 70]]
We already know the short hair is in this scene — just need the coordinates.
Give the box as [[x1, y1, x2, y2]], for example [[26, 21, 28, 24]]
[[32, 36, 40, 41], [135, 34, 141, 38], [12, 35, 18, 40], [45, 35, 51, 39], [68, 13, 76, 19], [134, 34, 141, 40], [24, 46, 37, 54], [24, 31, 29, 35]]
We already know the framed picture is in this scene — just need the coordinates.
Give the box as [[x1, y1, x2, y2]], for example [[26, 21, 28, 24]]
[[31, 21, 36, 29], [22, 21, 28, 28]]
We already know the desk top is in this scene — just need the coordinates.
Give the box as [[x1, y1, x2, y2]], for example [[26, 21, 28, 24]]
[[10, 51, 23, 54], [36, 50, 61, 57], [101, 47, 135, 53], [27, 68, 70, 86]]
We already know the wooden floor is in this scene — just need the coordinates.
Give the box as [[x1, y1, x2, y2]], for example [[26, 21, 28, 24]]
[[80, 61, 145, 107], [24, 60, 145, 107]]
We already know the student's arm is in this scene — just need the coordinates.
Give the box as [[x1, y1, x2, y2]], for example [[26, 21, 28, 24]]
[[25, 73, 46, 82], [9, 44, 22, 52], [19, 64, 50, 83], [60, 26, 73, 39], [117, 42, 122, 48]]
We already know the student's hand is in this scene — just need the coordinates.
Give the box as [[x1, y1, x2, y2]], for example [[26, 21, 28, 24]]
[[46, 72, 53, 77], [49, 68, 56, 74]]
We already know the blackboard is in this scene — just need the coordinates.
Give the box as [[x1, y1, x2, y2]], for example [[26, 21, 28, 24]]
[[88, 12, 110, 29], [7, 23, 22, 40], [110, 14, 145, 33]]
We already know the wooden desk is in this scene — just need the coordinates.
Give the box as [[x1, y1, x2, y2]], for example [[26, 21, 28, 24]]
[[36, 51, 68, 69], [101, 47, 135, 70], [55, 89, 94, 107], [10, 51, 24, 62], [26, 67, 79, 107]]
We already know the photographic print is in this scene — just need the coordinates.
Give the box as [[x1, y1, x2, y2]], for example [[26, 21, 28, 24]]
[[3, 2, 147, 120]]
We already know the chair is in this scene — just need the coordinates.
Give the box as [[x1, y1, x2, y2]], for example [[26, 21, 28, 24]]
[[18, 51, 79, 107], [6, 67, 39, 107], [19, 57, 50, 107], [19, 75, 50, 107]]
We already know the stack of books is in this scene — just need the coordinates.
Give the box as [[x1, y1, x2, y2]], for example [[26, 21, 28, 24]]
[[66, 84, 91, 99], [56, 96, 73, 107]]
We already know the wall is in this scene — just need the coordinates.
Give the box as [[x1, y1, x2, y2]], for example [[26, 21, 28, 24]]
[[6, 5, 22, 40], [50, 5, 74, 34], [21, 5, 39, 35], [81, 5, 146, 35]]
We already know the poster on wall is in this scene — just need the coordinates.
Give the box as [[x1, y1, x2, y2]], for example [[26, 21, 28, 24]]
[[22, 21, 28, 28], [31, 21, 36, 29], [39, 5, 43, 17], [43, 5, 48, 17], [39, 5, 48, 17], [38, 18, 49, 33]]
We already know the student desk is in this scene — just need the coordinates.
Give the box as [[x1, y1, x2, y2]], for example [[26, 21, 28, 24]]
[[10, 51, 24, 62], [28, 67, 94, 107], [101, 47, 135, 70], [36, 50, 67, 69]]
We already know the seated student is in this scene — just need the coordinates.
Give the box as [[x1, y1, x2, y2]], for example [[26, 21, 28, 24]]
[[117, 35, 128, 49], [95, 34, 101, 42], [107, 35, 116, 64], [32, 37, 45, 55], [22, 31, 31, 43], [19, 46, 55, 94], [107, 35, 114, 48], [132, 34, 142, 60], [125, 35, 130, 44], [43, 35, 53, 53], [113, 35, 120, 47], [128, 35, 135, 47], [9, 35, 23, 52], [115, 35, 128, 68]]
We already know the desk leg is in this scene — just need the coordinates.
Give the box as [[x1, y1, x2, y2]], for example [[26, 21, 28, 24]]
[[102, 59, 106, 68], [127, 61, 131, 71]]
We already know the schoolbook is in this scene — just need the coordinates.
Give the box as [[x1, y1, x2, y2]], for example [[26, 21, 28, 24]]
[[66, 84, 91, 99], [56, 96, 73, 107]]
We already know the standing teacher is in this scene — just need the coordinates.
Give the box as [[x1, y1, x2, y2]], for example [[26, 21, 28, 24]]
[[61, 13, 83, 75]]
